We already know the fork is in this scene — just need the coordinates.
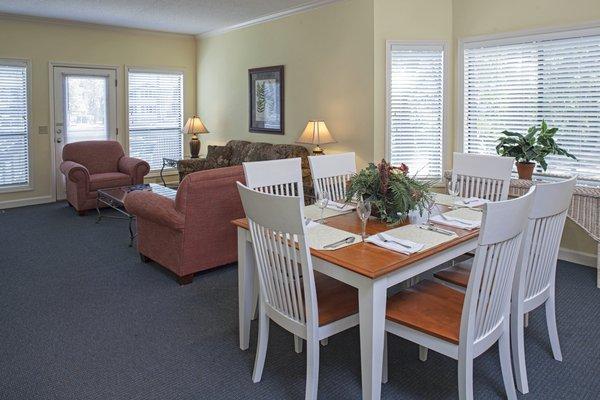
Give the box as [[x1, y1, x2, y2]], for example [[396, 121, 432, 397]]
[[376, 233, 411, 249]]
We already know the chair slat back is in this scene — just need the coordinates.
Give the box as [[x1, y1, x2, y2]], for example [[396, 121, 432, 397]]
[[518, 177, 576, 300], [461, 188, 535, 344], [237, 183, 317, 330], [452, 153, 513, 201], [308, 153, 356, 200], [243, 158, 304, 203]]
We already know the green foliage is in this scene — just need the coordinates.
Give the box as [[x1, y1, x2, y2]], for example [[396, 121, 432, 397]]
[[256, 81, 266, 113], [496, 121, 576, 170], [344, 160, 434, 224]]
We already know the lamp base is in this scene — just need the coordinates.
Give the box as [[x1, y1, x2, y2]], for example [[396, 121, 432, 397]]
[[189, 136, 200, 158], [312, 145, 324, 155]]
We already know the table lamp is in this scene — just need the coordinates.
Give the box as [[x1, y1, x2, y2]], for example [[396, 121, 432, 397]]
[[183, 115, 209, 158], [296, 120, 336, 155]]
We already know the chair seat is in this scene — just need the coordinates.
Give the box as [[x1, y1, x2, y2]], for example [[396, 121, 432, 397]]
[[434, 259, 472, 288], [314, 271, 358, 326], [386, 280, 464, 344], [90, 172, 132, 190]]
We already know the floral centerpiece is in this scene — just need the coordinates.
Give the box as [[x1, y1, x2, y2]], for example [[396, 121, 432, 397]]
[[344, 159, 434, 224]]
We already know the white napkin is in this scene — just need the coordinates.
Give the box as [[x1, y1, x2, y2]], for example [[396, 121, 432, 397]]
[[455, 197, 489, 208], [429, 214, 480, 230], [365, 232, 424, 255], [325, 200, 356, 212]]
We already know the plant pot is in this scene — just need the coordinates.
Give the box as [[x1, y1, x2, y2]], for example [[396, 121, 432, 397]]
[[516, 161, 535, 180]]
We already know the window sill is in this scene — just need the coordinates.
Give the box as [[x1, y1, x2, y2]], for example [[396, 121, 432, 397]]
[[0, 184, 33, 194]]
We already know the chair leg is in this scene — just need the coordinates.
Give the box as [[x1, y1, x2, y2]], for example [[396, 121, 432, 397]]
[[177, 274, 193, 285], [139, 253, 151, 263], [252, 279, 259, 321], [419, 346, 428, 362], [320, 338, 328, 347], [382, 333, 388, 384], [252, 304, 270, 383], [499, 327, 517, 400], [458, 356, 473, 400], [511, 308, 529, 394], [294, 336, 303, 353], [305, 336, 320, 400], [545, 295, 563, 361]]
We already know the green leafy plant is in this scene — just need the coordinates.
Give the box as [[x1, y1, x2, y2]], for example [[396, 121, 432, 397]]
[[344, 159, 434, 224], [496, 121, 576, 170], [256, 81, 266, 113]]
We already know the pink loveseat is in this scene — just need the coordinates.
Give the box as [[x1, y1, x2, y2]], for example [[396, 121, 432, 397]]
[[59, 140, 150, 214], [124, 165, 246, 284]]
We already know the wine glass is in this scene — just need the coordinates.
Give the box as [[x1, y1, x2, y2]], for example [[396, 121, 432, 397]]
[[447, 180, 459, 204], [356, 198, 372, 240], [316, 191, 330, 223]]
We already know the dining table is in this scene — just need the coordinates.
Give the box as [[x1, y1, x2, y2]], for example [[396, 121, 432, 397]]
[[232, 199, 481, 400]]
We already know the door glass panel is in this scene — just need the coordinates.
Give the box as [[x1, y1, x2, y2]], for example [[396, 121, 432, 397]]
[[64, 76, 108, 142]]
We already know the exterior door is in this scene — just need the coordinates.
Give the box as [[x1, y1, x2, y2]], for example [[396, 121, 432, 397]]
[[53, 66, 117, 200]]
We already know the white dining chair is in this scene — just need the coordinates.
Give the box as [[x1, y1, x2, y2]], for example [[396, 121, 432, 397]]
[[243, 157, 306, 351], [383, 187, 536, 400], [511, 176, 576, 394], [236, 183, 359, 400], [452, 152, 514, 201], [308, 152, 356, 200], [243, 157, 305, 204]]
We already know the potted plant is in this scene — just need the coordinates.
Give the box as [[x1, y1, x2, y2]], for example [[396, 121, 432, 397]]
[[496, 121, 577, 180], [344, 159, 434, 224]]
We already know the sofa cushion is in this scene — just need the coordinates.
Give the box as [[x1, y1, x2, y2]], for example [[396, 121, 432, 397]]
[[244, 142, 280, 162], [226, 140, 252, 165], [89, 172, 132, 190], [205, 145, 232, 169], [62, 140, 124, 174]]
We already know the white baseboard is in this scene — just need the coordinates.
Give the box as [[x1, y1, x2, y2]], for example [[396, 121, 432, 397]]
[[0, 195, 54, 209], [558, 247, 597, 268]]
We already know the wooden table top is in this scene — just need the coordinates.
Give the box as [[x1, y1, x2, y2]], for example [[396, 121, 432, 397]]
[[232, 205, 480, 279]]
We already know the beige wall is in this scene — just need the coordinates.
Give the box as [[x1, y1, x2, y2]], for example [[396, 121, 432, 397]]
[[196, 0, 374, 168], [452, 0, 600, 259], [0, 16, 196, 207]]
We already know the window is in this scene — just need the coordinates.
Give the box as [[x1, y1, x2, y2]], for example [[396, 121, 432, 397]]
[[387, 42, 445, 179], [128, 69, 184, 170], [0, 60, 30, 189], [461, 28, 600, 182]]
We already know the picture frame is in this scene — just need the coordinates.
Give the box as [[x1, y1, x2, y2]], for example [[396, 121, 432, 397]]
[[248, 65, 284, 134]]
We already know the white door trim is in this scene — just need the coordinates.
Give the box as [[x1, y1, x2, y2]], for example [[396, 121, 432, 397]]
[[49, 63, 120, 201]]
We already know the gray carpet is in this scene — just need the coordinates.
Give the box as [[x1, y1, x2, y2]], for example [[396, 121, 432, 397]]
[[0, 202, 599, 399]]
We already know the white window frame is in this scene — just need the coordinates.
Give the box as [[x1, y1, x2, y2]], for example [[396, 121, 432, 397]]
[[385, 40, 449, 181], [0, 58, 33, 194], [457, 23, 600, 184], [125, 66, 185, 174]]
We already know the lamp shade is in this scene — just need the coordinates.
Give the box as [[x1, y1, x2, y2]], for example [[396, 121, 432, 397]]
[[296, 120, 336, 145], [183, 115, 209, 135]]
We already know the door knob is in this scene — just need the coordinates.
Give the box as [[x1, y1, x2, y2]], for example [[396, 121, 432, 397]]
[[56, 128, 62, 134], [56, 138, 62, 143]]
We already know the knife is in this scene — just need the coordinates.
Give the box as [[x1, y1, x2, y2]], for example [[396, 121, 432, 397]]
[[418, 224, 455, 236]]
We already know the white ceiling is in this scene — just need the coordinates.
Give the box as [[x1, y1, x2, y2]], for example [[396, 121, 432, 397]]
[[0, 0, 332, 35]]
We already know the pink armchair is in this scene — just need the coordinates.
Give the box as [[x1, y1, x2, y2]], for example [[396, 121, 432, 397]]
[[124, 165, 246, 284], [59, 140, 150, 214]]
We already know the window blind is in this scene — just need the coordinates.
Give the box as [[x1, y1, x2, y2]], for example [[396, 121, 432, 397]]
[[0, 62, 29, 188], [128, 70, 183, 170], [388, 44, 444, 179], [463, 31, 600, 182]]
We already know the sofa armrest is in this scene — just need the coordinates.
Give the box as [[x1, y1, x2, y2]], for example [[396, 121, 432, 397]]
[[118, 156, 150, 184], [124, 191, 184, 230], [59, 160, 90, 184], [177, 158, 210, 182]]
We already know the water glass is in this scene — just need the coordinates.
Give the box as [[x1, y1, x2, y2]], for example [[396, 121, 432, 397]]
[[316, 191, 330, 223], [447, 180, 459, 203], [356, 199, 372, 239]]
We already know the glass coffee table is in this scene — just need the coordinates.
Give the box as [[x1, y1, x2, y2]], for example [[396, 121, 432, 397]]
[[96, 183, 177, 246]]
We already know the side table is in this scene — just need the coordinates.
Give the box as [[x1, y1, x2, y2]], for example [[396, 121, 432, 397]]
[[160, 158, 179, 186]]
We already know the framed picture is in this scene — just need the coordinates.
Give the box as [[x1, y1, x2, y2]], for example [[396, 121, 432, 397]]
[[249, 65, 284, 134]]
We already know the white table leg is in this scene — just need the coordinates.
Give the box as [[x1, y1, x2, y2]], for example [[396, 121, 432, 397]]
[[359, 278, 387, 400], [238, 227, 256, 350]]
